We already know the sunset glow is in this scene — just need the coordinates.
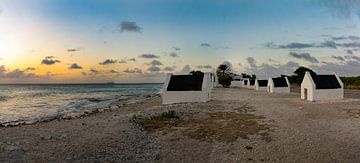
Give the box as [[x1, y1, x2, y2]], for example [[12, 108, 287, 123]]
[[0, 0, 360, 83]]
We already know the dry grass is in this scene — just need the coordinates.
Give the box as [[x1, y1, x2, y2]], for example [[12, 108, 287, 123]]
[[130, 105, 273, 143]]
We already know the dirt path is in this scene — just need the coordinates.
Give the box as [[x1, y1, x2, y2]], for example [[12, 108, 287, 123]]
[[1, 88, 360, 162]]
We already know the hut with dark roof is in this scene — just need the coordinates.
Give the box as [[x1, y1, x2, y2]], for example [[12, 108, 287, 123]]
[[231, 75, 243, 87], [267, 77, 290, 93], [255, 79, 268, 91], [301, 71, 343, 101], [162, 73, 212, 104], [247, 79, 256, 89], [242, 78, 249, 88]]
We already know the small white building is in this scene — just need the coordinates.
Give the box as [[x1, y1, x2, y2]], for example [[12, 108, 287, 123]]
[[247, 79, 256, 89], [242, 78, 249, 88], [162, 73, 212, 104], [301, 72, 344, 101], [268, 77, 290, 93], [255, 79, 268, 91]]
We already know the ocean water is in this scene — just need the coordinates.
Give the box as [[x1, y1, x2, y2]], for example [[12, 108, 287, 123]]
[[0, 83, 162, 126]]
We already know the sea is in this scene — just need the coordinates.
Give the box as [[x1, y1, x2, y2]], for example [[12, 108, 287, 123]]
[[0, 83, 162, 126]]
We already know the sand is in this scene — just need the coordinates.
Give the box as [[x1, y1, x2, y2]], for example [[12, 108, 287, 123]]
[[1, 87, 360, 162]]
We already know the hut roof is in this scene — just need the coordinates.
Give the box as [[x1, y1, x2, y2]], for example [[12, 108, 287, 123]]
[[272, 77, 288, 87], [311, 74, 341, 89], [167, 74, 204, 91], [257, 80, 268, 87]]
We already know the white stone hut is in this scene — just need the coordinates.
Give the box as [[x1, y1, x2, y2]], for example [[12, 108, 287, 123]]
[[242, 78, 249, 88], [162, 73, 212, 104], [301, 72, 344, 101], [247, 79, 256, 89], [231, 75, 243, 88], [267, 77, 290, 93], [255, 79, 268, 91]]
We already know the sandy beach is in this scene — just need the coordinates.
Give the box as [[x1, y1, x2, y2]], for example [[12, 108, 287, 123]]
[[1, 87, 360, 162]]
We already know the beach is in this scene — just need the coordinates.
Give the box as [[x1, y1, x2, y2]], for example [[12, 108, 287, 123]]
[[1, 87, 360, 162]]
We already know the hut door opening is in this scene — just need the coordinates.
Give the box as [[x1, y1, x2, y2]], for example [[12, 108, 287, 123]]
[[304, 88, 308, 100]]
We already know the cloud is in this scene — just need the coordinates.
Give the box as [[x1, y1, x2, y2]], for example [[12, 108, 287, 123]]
[[169, 52, 179, 58], [344, 55, 360, 61], [120, 21, 142, 33], [163, 66, 176, 71], [67, 48, 81, 52], [245, 59, 300, 78], [0, 65, 39, 79], [25, 67, 36, 71], [332, 56, 345, 61], [200, 43, 211, 47], [328, 35, 360, 41], [119, 59, 127, 64], [147, 60, 163, 66], [147, 66, 161, 72], [179, 65, 191, 74], [99, 59, 117, 65], [312, 60, 360, 76], [346, 50, 354, 54], [173, 47, 180, 51], [277, 42, 314, 49], [318, 41, 337, 48], [316, 0, 360, 18], [128, 58, 136, 62], [265, 41, 337, 49], [337, 42, 360, 48], [123, 68, 142, 74], [196, 65, 212, 69], [139, 54, 159, 59], [289, 52, 319, 63], [246, 57, 257, 68], [108, 70, 119, 74], [41, 56, 61, 65], [68, 63, 83, 69], [90, 68, 100, 74]]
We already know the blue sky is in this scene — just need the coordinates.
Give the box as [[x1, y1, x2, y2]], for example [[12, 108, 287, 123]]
[[0, 0, 359, 83]]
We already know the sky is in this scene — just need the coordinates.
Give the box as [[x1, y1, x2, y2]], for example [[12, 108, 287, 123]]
[[0, 0, 360, 83]]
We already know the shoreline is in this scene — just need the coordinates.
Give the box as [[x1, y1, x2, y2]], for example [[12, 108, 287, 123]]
[[0, 93, 161, 127], [1, 88, 360, 162]]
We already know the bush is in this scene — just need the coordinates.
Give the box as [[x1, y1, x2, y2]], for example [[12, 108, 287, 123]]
[[218, 75, 232, 88]]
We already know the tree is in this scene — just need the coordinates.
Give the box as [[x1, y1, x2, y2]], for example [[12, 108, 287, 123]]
[[216, 64, 232, 87], [241, 73, 256, 80], [293, 67, 316, 85], [189, 70, 204, 77], [284, 67, 316, 85]]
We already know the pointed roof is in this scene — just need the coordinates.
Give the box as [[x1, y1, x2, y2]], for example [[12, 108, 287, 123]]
[[167, 74, 204, 91], [272, 77, 288, 87], [257, 80, 268, 87], [310, 74, 341, 89]]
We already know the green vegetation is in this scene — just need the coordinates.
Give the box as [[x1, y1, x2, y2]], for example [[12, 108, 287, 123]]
[[130, 110, 180, 132], [341, 76, 360, 89], [283, 66, 316, 86], [281, 66, 360, 89], [189, 70, 204, 77], [241, 73, 256, 80], [216, 64, 232, 87]]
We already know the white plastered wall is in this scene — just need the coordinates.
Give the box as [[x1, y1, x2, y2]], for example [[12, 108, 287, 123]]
[[162, 73, 212, 104], [267, 77, 290, 93], [301, 72, 344, 101]]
